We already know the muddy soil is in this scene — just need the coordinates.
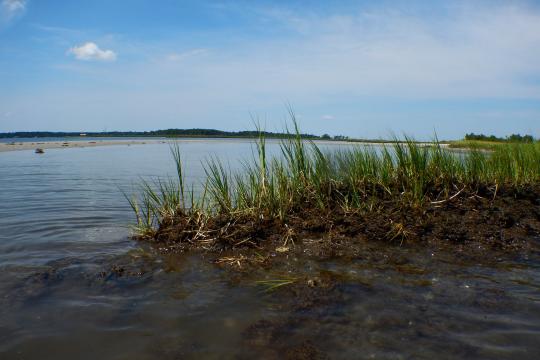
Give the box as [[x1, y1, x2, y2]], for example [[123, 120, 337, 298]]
[[146, 186, 540, 271]]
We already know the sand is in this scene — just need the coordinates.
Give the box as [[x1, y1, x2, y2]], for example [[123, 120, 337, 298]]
[[0, 139, 167, 153]]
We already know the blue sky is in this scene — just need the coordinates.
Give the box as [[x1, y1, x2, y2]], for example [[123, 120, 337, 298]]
[[1, 0, 539, 139]]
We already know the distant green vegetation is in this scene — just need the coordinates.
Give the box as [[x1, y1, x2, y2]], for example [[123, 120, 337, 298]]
[[449, 133, 537, 150], [0, 129, 320, 139], [464, 133, 535, 143], [5, 129, 536, 150], [128, 116, 540, 238], [447, 140, 503, 150]]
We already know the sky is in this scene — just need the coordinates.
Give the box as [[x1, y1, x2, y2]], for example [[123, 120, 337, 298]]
[[0, 0, 539, 139]]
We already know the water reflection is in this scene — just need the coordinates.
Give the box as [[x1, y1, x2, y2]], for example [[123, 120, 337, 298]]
[[0, 141, 539, 359]]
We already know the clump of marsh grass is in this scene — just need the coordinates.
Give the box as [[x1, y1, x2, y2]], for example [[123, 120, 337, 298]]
[[128, 114, 540, 247]]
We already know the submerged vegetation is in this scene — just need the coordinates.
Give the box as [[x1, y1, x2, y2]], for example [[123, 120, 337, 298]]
[[128, 113, 540, 259]]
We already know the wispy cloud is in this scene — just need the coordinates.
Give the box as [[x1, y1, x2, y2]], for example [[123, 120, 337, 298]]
[[1, 0, 26, 24], [321, 115, 334, 120], [33, 23, 83, 36], [68, 42, 117, 62], [228, 4, 540, 100], [109, 3, 540, 103], [167, 48, 208, 62]]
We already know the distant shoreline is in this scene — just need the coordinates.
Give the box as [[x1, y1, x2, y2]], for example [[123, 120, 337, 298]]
[[0, 137, 451, 153], [0, 139, 166, 153]]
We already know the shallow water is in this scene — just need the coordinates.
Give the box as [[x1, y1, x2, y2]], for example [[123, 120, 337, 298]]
[[1, 140, 539, 359]]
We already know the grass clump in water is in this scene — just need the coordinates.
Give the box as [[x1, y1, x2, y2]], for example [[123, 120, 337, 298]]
[[128, 113, 540, 251]]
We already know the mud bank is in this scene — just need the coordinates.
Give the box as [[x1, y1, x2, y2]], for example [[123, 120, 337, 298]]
[[142, 186, 540, 270]]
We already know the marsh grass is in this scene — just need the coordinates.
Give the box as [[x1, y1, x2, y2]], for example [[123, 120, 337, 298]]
[[447, 139, 511, 150], [129, 115, 540, 240]]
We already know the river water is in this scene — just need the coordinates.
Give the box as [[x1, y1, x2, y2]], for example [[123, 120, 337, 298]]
[[0, 140, 539, 359]]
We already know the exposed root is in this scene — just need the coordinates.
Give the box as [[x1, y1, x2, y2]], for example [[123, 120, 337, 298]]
[[282, 224, 295, 247], [430, 186, 465, 205], [387, 221, 413, 246]]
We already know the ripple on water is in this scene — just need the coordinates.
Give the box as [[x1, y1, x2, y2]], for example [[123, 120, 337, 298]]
[[1, 142, 540, 359]]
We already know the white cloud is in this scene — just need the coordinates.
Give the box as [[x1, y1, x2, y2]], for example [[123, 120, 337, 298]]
[[321, 115, 335, 120], [1, 0, 26, 23], [68, 42, 117, 62]]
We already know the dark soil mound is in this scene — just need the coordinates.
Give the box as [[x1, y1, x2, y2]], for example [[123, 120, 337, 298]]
[[144, 186, 540, 267]]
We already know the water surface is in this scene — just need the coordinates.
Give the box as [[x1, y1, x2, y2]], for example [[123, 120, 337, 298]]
[[1, 141, 539, 359]]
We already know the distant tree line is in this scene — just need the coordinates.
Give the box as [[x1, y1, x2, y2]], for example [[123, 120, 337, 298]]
[[465, 133, 536, 143], [3, 129, 535, 143], [0, 129, 320, 139], [321, 134, 349, 141]]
